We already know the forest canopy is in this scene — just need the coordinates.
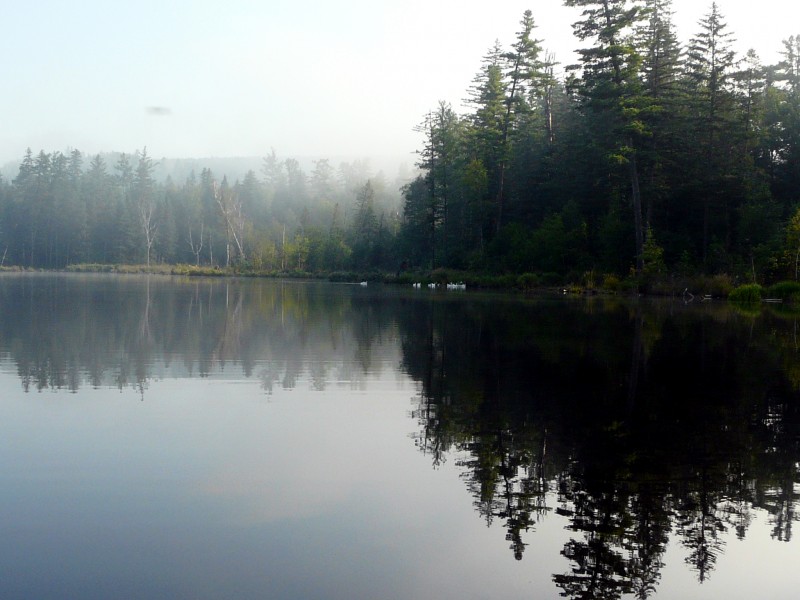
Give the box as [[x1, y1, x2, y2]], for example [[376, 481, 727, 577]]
[[399, 1, 800, 282]]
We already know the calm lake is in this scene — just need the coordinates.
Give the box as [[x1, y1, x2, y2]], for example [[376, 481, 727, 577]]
[[0, 273, 798, 599]]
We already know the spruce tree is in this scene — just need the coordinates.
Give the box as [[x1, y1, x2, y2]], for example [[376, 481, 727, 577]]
[[685, 2, 737, 265], [564, 0, 648, 272]]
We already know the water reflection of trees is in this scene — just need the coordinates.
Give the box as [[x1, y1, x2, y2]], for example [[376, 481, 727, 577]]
[[0, 274, 398, 394], [4, 275, 799, 595], [401, 296, 800, 598]]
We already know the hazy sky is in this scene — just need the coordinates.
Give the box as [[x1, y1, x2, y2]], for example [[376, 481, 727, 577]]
[[1, 0, 797, 165]]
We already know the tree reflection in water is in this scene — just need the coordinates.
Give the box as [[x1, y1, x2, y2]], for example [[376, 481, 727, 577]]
[[0, 274, 396, 394], [402, 294, 800, 598], [1, 274, 798, 598]]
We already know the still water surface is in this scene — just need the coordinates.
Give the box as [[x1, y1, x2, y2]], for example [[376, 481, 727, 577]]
[[0, 273, 798, 599]]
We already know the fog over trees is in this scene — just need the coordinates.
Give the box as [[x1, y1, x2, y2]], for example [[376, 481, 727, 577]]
[[1, 1, 799, 281], [0, 148, 405, 271]]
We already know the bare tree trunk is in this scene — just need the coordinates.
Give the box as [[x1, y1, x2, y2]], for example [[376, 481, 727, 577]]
[[189, 222, 204, 266], [281, 224, 286, 271], [795, 246, 800, 280], [139, 199, 156, 268], [215, 182, 246, 264], [544, 53, 556, 146]]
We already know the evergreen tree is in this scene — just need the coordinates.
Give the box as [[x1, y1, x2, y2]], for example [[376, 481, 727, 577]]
[[400, 177, 435, 268], [351, 180, 378, 269], [565, 0, 648, 273], [494, 10, 544, 234], [467, 42, 508, 240], [85, 154, 115, 263], [684, 2, 738, 265], [637, 0, 682, 229], [774, 36, 800, 202]]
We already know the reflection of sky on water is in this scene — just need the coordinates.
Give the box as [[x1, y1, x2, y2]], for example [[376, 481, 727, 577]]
[[0, 374, 566, 599], [0, 354, 408, 394], [658, 510, 798, 600], [0, 274, 799, 599], [1, 369, 796, 599]]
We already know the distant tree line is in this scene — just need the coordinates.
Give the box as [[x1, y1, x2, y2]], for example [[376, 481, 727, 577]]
[[1, 1, 799, 282], [0, 147, 403, 272]]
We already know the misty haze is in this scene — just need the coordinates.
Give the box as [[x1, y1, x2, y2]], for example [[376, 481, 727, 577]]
[[1, 1, 799, 599]]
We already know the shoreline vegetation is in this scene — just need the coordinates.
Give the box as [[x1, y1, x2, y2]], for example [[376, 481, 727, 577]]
[[3, 263, 799, 306]]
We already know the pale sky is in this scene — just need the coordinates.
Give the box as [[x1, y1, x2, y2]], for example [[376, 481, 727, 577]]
[[1, 0, 797, 165]]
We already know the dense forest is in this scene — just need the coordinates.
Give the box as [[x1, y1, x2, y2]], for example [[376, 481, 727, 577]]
[[1, 0, 799, 285], [401, 0, 800, 283]]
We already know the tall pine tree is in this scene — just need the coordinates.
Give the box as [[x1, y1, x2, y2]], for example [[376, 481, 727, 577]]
[[565, 0, 648, 272]]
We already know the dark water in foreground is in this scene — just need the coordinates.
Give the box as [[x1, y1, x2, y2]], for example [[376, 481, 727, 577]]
[[0, 273, 798, 599]]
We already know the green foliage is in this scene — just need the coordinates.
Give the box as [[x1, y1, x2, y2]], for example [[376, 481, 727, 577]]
[[539, 272, 563, 286], [783, 205, 800, 280], [767, 281, 800, 302], [529, 215, 566, 272], [67, 263, 228, 276], [487, 223, 536, 272], [386, 271, 419, 285], [466, 273, 519, 289], [431, 268, 450, 284], [171, 264, 226, 277], [517, 272, 540, 291], [598, 207, 635, 275], [680, 274, 735, 297], [602, 274, 622, 292], [642, 228, 666, 276], [707, 274, 734, 297], [65, 263, 117, 273], [728, 284, 763, 303]]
